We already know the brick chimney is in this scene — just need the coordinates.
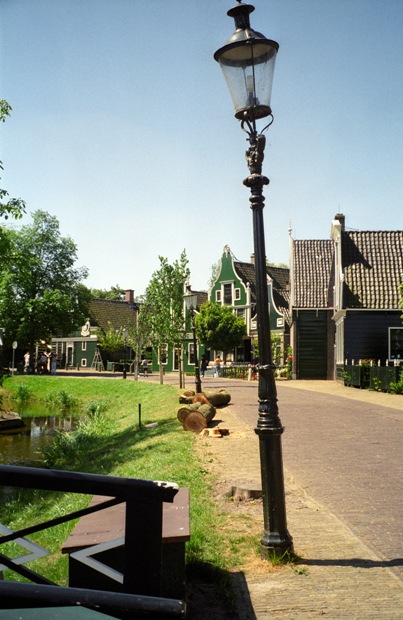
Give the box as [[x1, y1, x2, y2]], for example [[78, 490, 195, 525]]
[[125, 289, 134, 305]]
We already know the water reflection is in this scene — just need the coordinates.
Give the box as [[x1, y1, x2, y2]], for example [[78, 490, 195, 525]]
[[0, 404, 78, 466]]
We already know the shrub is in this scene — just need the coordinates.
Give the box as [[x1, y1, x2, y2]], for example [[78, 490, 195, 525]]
[[389, 370, 403, 395], [44, 390, 79, 412], [14, 382, 33, 404]]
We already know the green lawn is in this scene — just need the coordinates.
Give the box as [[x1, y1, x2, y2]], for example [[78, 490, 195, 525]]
[[0, 375, 254, 604]]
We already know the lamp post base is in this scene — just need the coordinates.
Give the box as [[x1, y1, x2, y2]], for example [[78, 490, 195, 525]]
[[256, 425, 293, 558], [260, 532, 294, 560]]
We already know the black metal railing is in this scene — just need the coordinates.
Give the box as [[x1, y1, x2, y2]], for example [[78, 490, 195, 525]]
[[0, 464, 185, 618]]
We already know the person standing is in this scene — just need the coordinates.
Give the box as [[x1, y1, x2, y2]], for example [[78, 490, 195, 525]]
[[200, 355, 208, 378], [214, 355, 222, 377], [50, 353, 57, 375]]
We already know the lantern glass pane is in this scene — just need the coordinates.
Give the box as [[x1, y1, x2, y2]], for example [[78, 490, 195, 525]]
[[218, 42, 277, 119]]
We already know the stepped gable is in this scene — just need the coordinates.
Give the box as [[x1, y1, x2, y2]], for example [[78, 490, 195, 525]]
[[293, 239, 334, 308], [342, 230, 403, 309], [234, 260, 290, 323]]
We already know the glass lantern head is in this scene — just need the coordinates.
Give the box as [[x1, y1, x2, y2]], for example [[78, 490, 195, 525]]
[[214, 2, 279, 121]]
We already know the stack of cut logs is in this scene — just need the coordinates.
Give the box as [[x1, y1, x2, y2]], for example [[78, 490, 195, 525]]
[[177, 389, 231, 434]]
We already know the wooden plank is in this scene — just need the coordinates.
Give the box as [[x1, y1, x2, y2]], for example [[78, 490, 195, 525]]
[[62, 488, 190, 554]]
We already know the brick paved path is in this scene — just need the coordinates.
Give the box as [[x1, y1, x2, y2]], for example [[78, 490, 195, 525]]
[[192, 376, 403, 618], [227, 380, 403, 580], [276, 384, 402, 578]]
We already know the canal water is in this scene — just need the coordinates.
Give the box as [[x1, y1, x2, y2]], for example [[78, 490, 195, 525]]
[[0, 403, 77, 467]]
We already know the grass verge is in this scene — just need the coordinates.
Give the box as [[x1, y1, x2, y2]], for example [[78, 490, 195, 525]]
[[0, 375, 264, 614]]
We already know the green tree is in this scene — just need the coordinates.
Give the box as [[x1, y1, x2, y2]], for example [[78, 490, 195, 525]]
[[96, 321, 125, 353], [126, 303, 152, 380], [89, 285, 125, 300], [195, 301, 246, 365], [0, 211, 89, 359], [208, 261, 221, 288], [142, 251, 189, 385], [0, 100, 26, 222]]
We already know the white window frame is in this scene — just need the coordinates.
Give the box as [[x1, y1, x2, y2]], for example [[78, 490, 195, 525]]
[[81, 358, 87, 367], [215, 290, 221, 302], [223, 283, 232, 305], [159, 344, 168, 365], [234, 288, 241, 301], [82, 341, 87, 351]]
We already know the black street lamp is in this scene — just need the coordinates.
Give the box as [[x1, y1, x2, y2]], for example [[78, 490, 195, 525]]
[[214, 1, 293, 557], [185, 290, 202, 394]]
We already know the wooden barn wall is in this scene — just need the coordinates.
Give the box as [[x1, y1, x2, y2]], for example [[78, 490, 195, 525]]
[[344, 310, 402, 362], [295, 310, 329, 379]]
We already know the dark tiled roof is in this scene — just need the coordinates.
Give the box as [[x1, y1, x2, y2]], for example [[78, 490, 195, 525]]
[[89, 299, 137, 332], [342, 231, 403, 308], [234, 261, 290, 322], [293, 240, 334, 308], [196, 291, 208, 309]]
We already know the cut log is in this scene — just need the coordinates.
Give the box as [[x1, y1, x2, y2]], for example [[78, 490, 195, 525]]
[[196, 403, 216, 424], [203, 389, 231, 407], [177, 402, 204, 423], [182, 411, 208, 434], [178, 395, 194, 404], [192, 393, 210, 405]]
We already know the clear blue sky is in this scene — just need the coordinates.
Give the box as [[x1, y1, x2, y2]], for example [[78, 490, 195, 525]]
[[1, 0, 402, 295]]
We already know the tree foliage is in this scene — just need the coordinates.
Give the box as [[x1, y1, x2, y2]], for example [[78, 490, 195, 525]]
[[195, 301, 246, 364], [89, 285, 125, 300], [0, 210, 89, 354], [142, 251, 189, 383], [208, 261, 221, 289], [0, 100, 26, 222]]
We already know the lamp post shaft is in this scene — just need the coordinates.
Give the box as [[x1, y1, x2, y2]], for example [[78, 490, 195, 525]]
[[244, 130, 293, 557]]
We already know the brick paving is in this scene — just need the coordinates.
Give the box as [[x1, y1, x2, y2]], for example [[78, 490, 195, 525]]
[[159, 373, 403, 619]]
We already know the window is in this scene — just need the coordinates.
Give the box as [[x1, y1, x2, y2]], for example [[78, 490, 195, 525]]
[[234, 288, 241, 301], [236, 308, 245, 320], [160, 344, 168, 365], [223, 283, 232, 305], [188, 343, 195, 365], [215, 290, 221, 302], [82, 341, 87, 351], [81, 359, 87, 367], [389, 327, 403, 361]]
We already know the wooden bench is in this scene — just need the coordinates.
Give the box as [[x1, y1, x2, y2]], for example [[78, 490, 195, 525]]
[[62, 488, 190, 600]]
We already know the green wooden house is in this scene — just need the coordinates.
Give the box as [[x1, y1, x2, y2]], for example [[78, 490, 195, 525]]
[[290, 214, 403, 380], [52, 290, 139, 371], [208, 245, 290, 364]]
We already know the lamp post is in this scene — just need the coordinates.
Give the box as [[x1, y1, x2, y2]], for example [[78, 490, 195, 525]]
[[184, 290, 202, 394], [214, 1, 293, 557]]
